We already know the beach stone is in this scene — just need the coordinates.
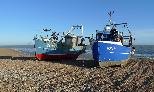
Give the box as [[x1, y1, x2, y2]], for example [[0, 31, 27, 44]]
[[0, 58, 153, 91]]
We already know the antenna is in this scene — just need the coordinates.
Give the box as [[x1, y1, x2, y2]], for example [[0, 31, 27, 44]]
[[81, 25, 83, 36], [43, 29, 51, 32], [108, 11, 114, 25]]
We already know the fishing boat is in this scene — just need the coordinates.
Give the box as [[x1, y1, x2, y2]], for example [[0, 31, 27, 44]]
[[92, 11, 135, 66], [34, 25, 87, 60]]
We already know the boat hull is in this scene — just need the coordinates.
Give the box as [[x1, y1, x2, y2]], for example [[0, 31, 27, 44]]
[[92, 41, 131, 62], [36, 54, 79, 60]]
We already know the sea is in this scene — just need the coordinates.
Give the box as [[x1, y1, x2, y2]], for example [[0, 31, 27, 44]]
[[133, 45, 154, 59], [0, 45, 154, 59]]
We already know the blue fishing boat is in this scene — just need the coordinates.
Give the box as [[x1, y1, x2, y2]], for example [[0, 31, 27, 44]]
[[92, 11, 135, 66]]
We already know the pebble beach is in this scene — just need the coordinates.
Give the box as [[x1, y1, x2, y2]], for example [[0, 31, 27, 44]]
[[0, 48, 153, 91]]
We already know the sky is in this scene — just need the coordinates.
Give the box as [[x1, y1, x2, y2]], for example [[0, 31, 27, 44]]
[[0, 0, 154, 45]]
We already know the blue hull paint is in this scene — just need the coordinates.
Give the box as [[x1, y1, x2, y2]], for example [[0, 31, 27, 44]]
[[35, 39, 66, 55], [92, 41, 131, 62]]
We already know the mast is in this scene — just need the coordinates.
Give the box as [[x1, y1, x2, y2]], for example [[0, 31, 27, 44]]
[[65, 25, 83, 36], [108, 11, 114, 25]]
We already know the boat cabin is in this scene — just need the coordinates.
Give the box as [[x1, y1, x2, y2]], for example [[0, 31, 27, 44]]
[[96, 25, 133, 47]]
